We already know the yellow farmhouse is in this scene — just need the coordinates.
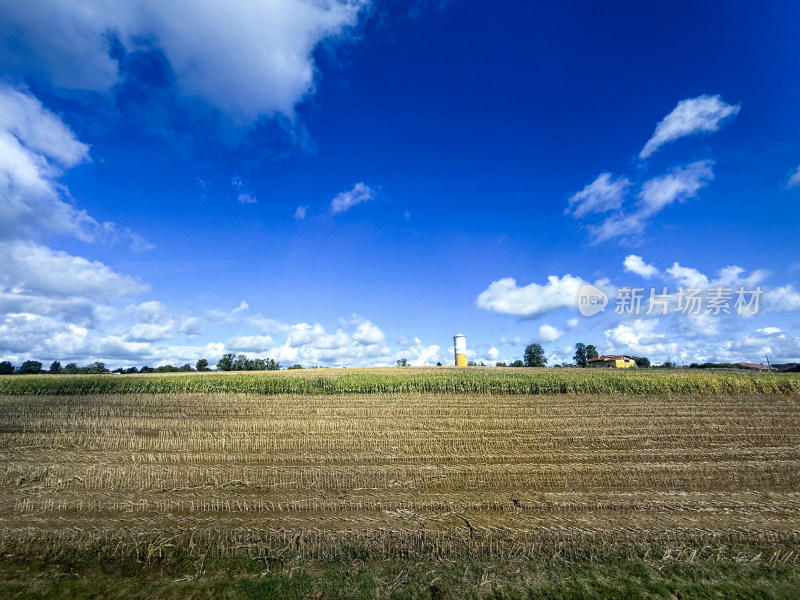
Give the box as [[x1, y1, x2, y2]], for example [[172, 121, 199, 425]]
[[587, 355, 637, 368]]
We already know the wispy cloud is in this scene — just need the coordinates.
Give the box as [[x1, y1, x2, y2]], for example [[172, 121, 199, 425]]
[[638, 160, 714, 213], [787, 165, 800, 188], [586, 160, 714, 244], [294, 204, 308, 220], [231, 177, 257, 204], [565, 173, 630, 218], [208, 300, 249, 323], [639, 94, 740, 159], [331, 182, 375, 214], [567, 93, 735, 245]]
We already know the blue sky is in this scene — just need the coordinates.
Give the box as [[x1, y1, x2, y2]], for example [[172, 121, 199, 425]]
[[1, 0, 799, 368]]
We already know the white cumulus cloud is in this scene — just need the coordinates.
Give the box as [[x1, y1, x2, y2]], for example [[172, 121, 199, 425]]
[[639, 94, 740, 159], [756, 327, 783, 336], [0, 0, 370, 123], [476, 275, 588, 317], [0, 85, 151, 250], [226, 335, 276, 353], [624, 255, 659, 278], [352, 320, 386, 344], [537, 324, 563, 343], [764, 285, 800, 312], [604, 319, 679, 356], [0, 240, 147, 300]]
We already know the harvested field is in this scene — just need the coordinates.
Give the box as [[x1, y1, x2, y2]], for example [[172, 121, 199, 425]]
[[2, 382, 800, 567]]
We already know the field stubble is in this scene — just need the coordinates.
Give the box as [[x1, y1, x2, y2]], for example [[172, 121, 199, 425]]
[[1, 381, 800, 567]]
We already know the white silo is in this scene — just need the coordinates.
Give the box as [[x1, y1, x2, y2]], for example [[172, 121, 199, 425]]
[[453, 334, 467, 366]]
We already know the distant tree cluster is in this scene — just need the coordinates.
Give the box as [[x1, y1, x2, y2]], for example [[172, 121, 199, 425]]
[[0, 361, 111, 375], [114, 363, 195, 373], [216, 353, 280, 371], [16, 360, 43, 374]]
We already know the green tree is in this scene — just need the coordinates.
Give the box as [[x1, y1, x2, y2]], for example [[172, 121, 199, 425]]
[[508, 360, 524, 367], [233, 354, 249, 371], [524, 343, 547, 367], [287, 364, 304, 370], [48, 360, 61, 374], [0, 361, 14, 375], [496, 362, 507, 367], [62, 363, 80, 374], [635, 356, 651, 368], [586, 345, 599, 361], [396, 358, 408, 367], [84, 362, 106, 374], [17, 360, 43, 374], [217, 353, 235, 371], [573, 343, 588, 367], [196, 358, 209, 371]]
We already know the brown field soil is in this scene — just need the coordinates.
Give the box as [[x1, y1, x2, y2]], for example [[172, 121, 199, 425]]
[[1, 391, 799, 567]]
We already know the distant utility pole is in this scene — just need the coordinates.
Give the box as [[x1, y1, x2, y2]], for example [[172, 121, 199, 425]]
[[765, 355, 772, 371]]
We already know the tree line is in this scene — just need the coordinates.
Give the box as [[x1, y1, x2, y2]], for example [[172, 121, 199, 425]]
[[0, 355, 287, 375]]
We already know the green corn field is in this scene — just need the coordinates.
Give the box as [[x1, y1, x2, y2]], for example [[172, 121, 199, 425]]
[[1, 367, 798, 396]]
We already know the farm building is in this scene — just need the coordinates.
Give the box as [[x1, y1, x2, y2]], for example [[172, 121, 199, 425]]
[[738, 362, 774, 371], [587, 355, 637, 368]]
